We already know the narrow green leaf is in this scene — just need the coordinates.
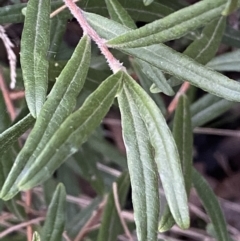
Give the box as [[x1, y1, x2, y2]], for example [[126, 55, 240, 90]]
[[41, 183, 66, 241], [105, 0, 136, 29], [86, 12, 240, 102], [119, 72, 189, 231], [207, 50, 240, 72], [190, 94, 235, 128], [105, 1, 174, 98], [107, 0, 228, 48], [144, 0, 154, 6], [32, 232, 41, 241], [192, 168, 230, 241], [168, 16, 226, 88], [222, 0, 238, 15], [0, 114, 35, 154], [0, 35, 91, 200], [21, 0, 51, 117], [118, 77, 160, 241], [97, 172, 130, 241], [137, 59, 174, 96], [131, 59, 167, 115], [2, 72, 122, 198], [159, 95, 193, 232]]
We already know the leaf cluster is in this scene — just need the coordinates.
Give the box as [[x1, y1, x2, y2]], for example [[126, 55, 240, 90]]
[[0, 0, 239, 240]]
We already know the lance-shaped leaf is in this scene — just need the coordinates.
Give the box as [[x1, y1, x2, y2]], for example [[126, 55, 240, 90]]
[[21, 0, 51, 117], [207, 50, 240, 72], [2, 72, 122, 198], [41, 183, 66, 241], [104, 1, 174, 97], [118, 79, 160, 241], [86, 12, 240, 102], [105, 0, 136, 29], [159, 95, 193, 232], [0, 35, 91, 200], [137, 59, 174, 96], [97, 172, 130, 241], [119, 72, 189, 231], [107, 0, 228, 48], [192, 169, 230, 241], [0, 114, 34, 154], [190, 94, 235, 128], [32, 232, 41, 241], [131, 59, 167, 115], [168, 16, 226, 88]]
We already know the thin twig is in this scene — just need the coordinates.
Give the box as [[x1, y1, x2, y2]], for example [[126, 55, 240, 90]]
[[63, 231, 73, 241], [0, 217, 45, 239], [194, 127, 240, 137], [9, 91, 25, 100], [74, 198, 106, 241], [168, 81, 190, 115], [50, 0, 79, 18], [0, 70, 16, 120], [26, 190, 33, 241], [0, 25, 17, 89], [113, 182, 134, 241], [64, 0, 124, 73]]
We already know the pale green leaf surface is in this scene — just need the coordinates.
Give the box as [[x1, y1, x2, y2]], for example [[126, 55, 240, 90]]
[[131, 59, 166, 115], [21, 0, 51, 117], [15, 72, 122, 194], [137, 59, 174, 96], [207, 50, 240, 72], [97, 172, 130, 241], [41, 183, 66, 241], [104, 2, 174, 97], [107, 0, 227, 48], [192, 169, 230, 241], [120, 73, 189, 229], [0, 35, 91, 200], [86, 12, 240, 102], [159, 95, 193, 232], [105, 0, 136, 29], [118, 78, 159, 241], [222, 0, 238, 15], [32, 232, 41, 241], [168, 16, 226, 88]]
